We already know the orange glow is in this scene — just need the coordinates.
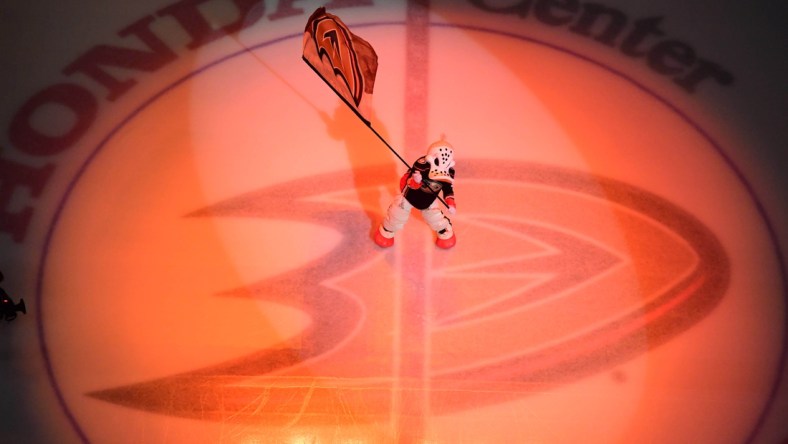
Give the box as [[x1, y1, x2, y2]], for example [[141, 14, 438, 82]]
[[1, 3, 783, 444]]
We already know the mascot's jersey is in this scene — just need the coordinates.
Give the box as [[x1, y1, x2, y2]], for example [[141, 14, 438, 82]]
[[401, 157, 455, 210]]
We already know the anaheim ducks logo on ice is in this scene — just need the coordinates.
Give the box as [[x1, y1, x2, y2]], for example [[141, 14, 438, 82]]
[[83, 161, 728, 422]]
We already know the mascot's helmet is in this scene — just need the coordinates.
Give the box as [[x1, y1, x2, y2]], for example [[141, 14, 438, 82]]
[[425, 137, 455, 183]]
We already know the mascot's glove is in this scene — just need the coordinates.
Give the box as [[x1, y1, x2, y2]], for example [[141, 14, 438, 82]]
[[407, 170, 423, 189], [445, 196, 456, 215]]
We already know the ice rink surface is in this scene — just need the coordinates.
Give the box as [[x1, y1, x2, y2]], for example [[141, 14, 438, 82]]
[[1, 1, 786, 443]]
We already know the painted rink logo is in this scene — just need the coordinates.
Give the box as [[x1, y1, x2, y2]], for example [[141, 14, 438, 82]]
[[82, 161, 728, 421]]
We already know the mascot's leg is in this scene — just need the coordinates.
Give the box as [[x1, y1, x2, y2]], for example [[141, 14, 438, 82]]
[[422, 202, 456, 249], [375, 194, 412, 247]]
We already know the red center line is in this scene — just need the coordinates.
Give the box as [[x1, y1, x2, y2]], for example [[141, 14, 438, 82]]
[[396, 0, 432, 442]]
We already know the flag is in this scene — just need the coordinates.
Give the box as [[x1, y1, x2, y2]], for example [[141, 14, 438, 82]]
[[302, 7, 378, 124]]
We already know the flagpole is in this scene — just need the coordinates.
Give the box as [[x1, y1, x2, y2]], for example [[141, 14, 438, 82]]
[[302, 56, 409, 168], [302, 57, 450, 209]]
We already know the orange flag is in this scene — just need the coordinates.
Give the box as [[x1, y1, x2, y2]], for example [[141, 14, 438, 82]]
[[302, 7, 378, 124]]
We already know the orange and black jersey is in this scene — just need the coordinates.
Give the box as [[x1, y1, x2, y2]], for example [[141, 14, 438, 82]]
[[400, 157, 455, 210]]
